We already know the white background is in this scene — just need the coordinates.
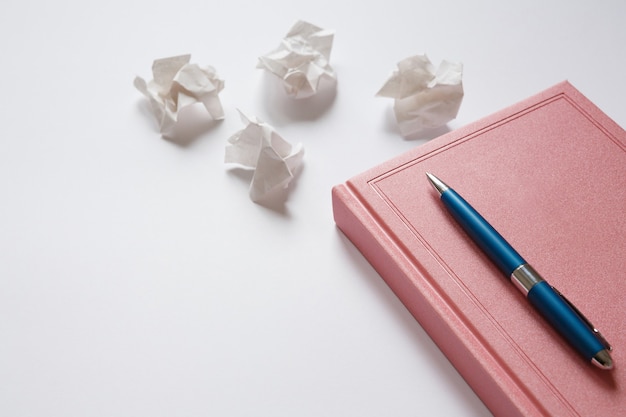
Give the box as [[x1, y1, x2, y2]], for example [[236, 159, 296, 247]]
[[1, 1, 624, 416]]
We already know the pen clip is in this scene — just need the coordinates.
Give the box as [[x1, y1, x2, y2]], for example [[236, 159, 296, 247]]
[[551, 286, 612, 351]]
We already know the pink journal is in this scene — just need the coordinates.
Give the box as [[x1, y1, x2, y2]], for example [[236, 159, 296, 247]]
[[332, 82, 625, 416]]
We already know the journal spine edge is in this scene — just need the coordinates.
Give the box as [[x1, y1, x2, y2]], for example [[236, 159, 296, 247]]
[[331, 183, 534, 417]]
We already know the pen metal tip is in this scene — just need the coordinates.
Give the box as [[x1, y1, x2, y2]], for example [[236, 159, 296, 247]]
[[592, 349, 614, 370], [425, 173, 449, 195]]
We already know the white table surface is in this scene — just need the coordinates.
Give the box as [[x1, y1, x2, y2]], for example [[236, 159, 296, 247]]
[[1, 1, 624, 416]]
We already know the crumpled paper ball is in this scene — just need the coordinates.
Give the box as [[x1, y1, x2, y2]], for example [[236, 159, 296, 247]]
[[257, 20, 336, 99], [225, 111, 304, 202], [376, 54, 463, 136], [134, 54, 225, 137]]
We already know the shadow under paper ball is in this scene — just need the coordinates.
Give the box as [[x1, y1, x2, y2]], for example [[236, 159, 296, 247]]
[[135, 99, 222, 147], [225, 163, 305, 217], [258, 72, 337, 125], [161, 105, 223, 147], [382, 105, 451, 141]]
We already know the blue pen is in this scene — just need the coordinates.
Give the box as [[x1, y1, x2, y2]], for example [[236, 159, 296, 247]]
[[426, 173, 613, 369]]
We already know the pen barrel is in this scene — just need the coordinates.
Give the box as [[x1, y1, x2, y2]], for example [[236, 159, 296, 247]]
[[527, 281, 606, 360], [441, 189, 525, 276]]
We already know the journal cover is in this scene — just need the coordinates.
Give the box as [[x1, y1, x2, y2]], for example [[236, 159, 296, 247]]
[[332, 82, 625, 416]]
